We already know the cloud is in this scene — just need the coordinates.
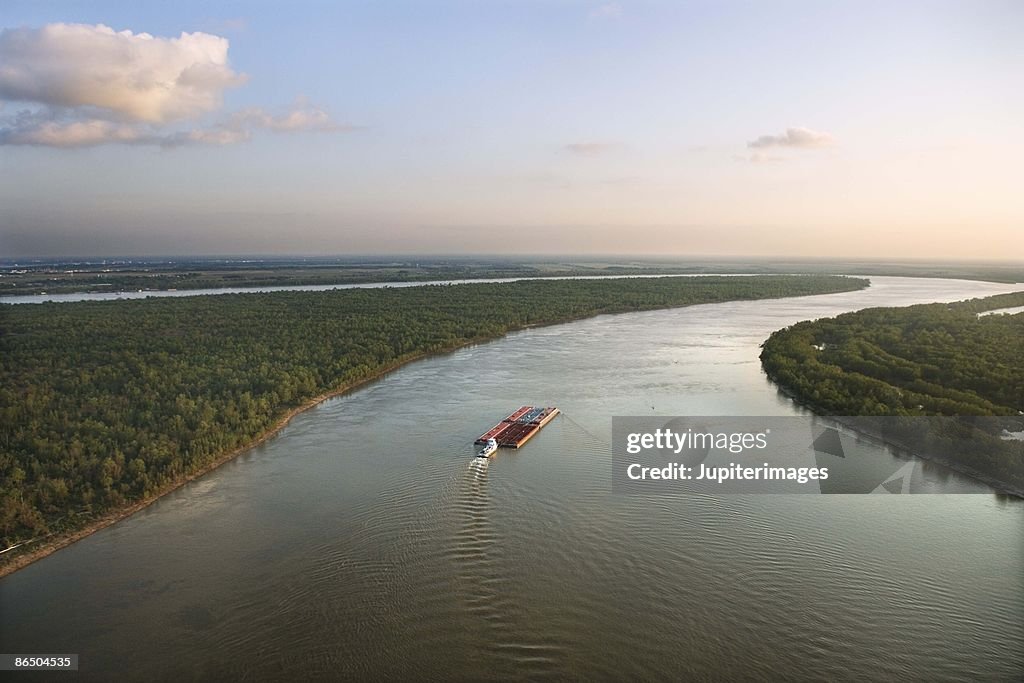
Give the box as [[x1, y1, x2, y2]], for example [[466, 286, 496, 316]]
[[228, 101, 358, 133], [564, 142, 617, 156], [0, 101, 353, 148], [0, 118, 150, 147], [747, 127, 835, 149], [163, 125, 251, 148], [589, 3, 623, 20], [0, 114, 246, 149], [161, 102, 359, 147], [748, 152, 784, 164], [0, 23, 356, 148], [0, 23, 244, 123]]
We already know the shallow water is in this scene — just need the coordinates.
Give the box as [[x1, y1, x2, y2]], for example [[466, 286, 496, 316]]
[[2, 276, 1022, 680]]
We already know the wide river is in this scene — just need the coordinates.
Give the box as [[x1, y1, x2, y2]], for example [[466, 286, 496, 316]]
[[2, 276, 1023, 681]]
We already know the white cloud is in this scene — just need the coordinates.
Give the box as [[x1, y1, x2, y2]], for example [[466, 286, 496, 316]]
[[0, 115, 245, 148], [565, 142, 617, 156], [229, 101, 357, 133], [165, 125, 251, 147], [747, 127, 835, 149], [0, 23, 244, 123], [589, 3, 623, 20], [0, 119, 149, 147], [0, 23, 356, 148], [0, 101, 351, 148]]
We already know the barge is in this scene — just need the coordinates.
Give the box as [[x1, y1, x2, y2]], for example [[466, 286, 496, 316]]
[[475, 406, 560, 449]]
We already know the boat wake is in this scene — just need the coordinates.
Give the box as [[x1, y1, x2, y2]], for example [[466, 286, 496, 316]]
[[446, 456, 520, 652], [447, 444, 574, 676]]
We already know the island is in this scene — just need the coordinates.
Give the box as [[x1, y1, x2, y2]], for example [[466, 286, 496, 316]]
[[760, 291, 1024, 494]]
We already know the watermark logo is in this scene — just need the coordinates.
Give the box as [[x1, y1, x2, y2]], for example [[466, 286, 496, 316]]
[[612, 416, 1018, 495]]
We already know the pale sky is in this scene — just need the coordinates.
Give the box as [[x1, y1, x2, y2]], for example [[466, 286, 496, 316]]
[[1, 1, 1021, 259]]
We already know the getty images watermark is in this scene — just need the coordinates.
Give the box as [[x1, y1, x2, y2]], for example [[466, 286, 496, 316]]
[[612, 416, 1024, 494]]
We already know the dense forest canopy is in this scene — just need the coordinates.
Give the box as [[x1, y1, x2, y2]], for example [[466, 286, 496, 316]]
[[760, 292, 1024, 491], [761, 292, 1024, 416], [0, 275, 865, 556]]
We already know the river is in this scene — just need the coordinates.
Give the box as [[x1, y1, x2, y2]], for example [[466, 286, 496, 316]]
[[1, 276, 1022, 680]]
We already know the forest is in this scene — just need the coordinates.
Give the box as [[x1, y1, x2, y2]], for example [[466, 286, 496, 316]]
[[760, 292, 1024, 491], [4, 257, 1022, 296], [0, 275, 865, 557]]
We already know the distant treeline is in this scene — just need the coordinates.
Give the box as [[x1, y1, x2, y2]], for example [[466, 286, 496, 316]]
[[1, 262, 556, 295], [4, 258, 1022, 295], [0, 275, 864, 553], [760, 292, 1024, 491]]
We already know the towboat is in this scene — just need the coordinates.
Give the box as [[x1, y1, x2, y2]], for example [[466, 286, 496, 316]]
[[477, 438, 498, 458]]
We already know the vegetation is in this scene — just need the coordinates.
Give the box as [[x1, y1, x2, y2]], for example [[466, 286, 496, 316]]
[[0, 275, 864, 560], [1, 259, 587, 295], [3, 257, 1021, 296], [760, 292, 1024, 491]]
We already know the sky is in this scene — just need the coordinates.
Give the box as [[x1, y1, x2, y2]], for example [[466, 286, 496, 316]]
[[0, 0, 1021, 259]]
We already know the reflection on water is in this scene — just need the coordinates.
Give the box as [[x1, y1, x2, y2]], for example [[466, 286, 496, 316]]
[[1, 277, 1022, 680]]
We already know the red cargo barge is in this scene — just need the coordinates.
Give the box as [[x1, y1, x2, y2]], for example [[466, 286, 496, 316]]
[[475, 406, 560, 449]]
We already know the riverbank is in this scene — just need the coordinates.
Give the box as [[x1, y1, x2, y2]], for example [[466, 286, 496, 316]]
[[0, 340, 485, 578], [759, 292, 1024, 498], [2, 307, 646, 576], [0, 290, 719, 575], [768, 382, 1024, 499]]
